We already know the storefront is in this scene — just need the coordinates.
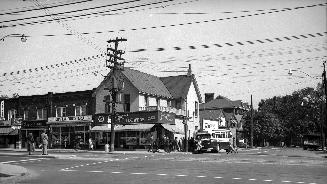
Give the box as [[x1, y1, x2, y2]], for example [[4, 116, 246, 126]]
[[91, 111, 178, 150], [0, 126, 19, 148], [47, 115, 92, 149], [21, 120, 47, 149]]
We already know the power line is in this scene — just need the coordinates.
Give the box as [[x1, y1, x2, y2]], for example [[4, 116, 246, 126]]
[[0, 0, 94, 16]]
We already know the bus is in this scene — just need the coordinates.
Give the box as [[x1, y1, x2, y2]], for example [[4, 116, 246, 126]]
[[194, 129, 233, 153]]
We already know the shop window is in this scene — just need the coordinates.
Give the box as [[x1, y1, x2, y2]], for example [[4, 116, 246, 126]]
[[8, 109, 16, 121], [37, 108, 47, 120], [124, 94, 130, 112], [23, 110, 29, 120], [56, 107, 66, 117], [75, 105, 86, 116]]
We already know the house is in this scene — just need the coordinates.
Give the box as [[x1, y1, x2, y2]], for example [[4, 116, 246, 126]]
[[199, 94, 249, 147], [92, 65, 202, 149]]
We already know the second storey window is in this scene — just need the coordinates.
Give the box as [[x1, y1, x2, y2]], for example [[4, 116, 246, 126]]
[[75, 105, 86, 116], [37, 108, 47, 120], [195, 101, 198, 117], [124, 94, 130, 112], [56, 107, 66, 117], [23, 110, 29, 120], [8, 109, 17, 121]]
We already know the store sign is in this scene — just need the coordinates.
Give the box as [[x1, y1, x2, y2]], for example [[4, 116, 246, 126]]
[[22, 121, 47, 128], [48, 115, 92, 122], [93, 111, 175, 125]]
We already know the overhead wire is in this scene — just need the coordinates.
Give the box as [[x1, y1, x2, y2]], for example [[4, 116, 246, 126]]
[[0, 0, 94, 16]]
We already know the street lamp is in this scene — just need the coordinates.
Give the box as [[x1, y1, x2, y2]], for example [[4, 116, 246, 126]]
[[1, 34, 28, 42]]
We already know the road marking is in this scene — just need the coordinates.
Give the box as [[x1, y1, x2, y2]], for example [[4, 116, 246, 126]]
[[197, 176, 206, 178], [308, 183, 317, 184], [264, 180, 273, 182], [97, 162, 102, 164], [60, 169, 78, 172], [176, 174, 187, 177], [1, 161, 17, 164], [20, 160, 28, 161], [249, 179, 257, 181], [86, 164, 89, 165], [214, 176, 223, 179], [232, 178, 241, 180], [88, 171, 104, 173], [104, 161, 108, 163], [80, 165, 84, 167], [131, 173, 147, 175], [157, 174, 167, 176], [282, 181, 292, 183], [296, 182, 305, 184], [112, 172, 122, 174]]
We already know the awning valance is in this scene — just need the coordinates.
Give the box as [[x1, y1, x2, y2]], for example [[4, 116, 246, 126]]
[[91, 124, 155, 132]]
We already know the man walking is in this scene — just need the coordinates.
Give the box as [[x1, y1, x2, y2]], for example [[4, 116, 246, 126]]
[[41, 129, 48, 155]]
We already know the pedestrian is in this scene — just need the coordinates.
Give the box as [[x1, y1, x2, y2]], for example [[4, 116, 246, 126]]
[[89, 138, 94, 150], [27, 133, 34, 155], [178, 140, 182, 152], [41, 129, 48, 155]]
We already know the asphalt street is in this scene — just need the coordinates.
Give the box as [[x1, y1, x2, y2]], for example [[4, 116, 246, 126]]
[[0, 148, 326, 184]]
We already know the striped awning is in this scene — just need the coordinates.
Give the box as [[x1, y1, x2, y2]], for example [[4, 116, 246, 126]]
[[0, 127, 18, 135]]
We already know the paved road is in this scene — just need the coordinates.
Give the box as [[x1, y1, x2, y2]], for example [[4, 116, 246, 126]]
[[0, 148, 326, 184]]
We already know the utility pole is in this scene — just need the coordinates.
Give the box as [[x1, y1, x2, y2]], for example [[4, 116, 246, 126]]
[[250, 94, 254, 148], [322, 61, 326, 151], [105, 37, 127, 152]]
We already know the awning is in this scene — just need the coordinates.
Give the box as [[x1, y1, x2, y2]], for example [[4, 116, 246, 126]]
[[48, 121, 91, 127], [161, 124, 184, 134], [0, 127, 18, 135], [91, 124, 155, 132]]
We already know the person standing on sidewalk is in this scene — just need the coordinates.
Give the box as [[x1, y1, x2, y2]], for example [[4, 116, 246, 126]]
[[41, 129, 48, 155], [27, 133, 34, 155]]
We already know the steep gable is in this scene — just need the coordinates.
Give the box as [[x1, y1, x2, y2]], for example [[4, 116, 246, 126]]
[[160, 74, 202, 102]]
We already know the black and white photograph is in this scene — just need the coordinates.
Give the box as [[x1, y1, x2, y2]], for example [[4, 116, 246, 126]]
[[0, 0, 326, 183]]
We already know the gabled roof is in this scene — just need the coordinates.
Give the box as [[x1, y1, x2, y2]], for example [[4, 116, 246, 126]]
[[160, 75, 192, 99], [200, 95, 235, 110], [122, 68, 172, 98], [199, 109, 224, 120], [160, 74, 203, 102]]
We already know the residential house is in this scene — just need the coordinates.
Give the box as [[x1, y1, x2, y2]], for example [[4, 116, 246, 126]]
[[199, 94, 249, 147], [92, 65, 202, 149]]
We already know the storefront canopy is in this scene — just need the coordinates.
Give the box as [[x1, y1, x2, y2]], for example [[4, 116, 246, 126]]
[[91, 124, 155, 132], [0, 127, 18, 135], [161, 124, 184, 134]]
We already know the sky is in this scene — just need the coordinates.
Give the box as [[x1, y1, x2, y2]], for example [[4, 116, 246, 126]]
[[0, 0, 326, 108]]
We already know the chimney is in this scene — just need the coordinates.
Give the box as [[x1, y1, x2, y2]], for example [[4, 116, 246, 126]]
[[205, 93, 214, 103], [187, 64, 192, 76]]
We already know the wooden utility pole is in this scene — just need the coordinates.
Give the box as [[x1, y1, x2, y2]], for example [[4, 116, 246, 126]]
[[250, 94, 254, 148], [105, 37, 127, 152]]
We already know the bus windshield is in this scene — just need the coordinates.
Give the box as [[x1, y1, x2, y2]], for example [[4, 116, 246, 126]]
[[196, 133, 211, 140]]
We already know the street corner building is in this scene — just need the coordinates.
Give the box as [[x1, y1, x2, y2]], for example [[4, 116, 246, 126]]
[[0, 65, 203, 150]]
